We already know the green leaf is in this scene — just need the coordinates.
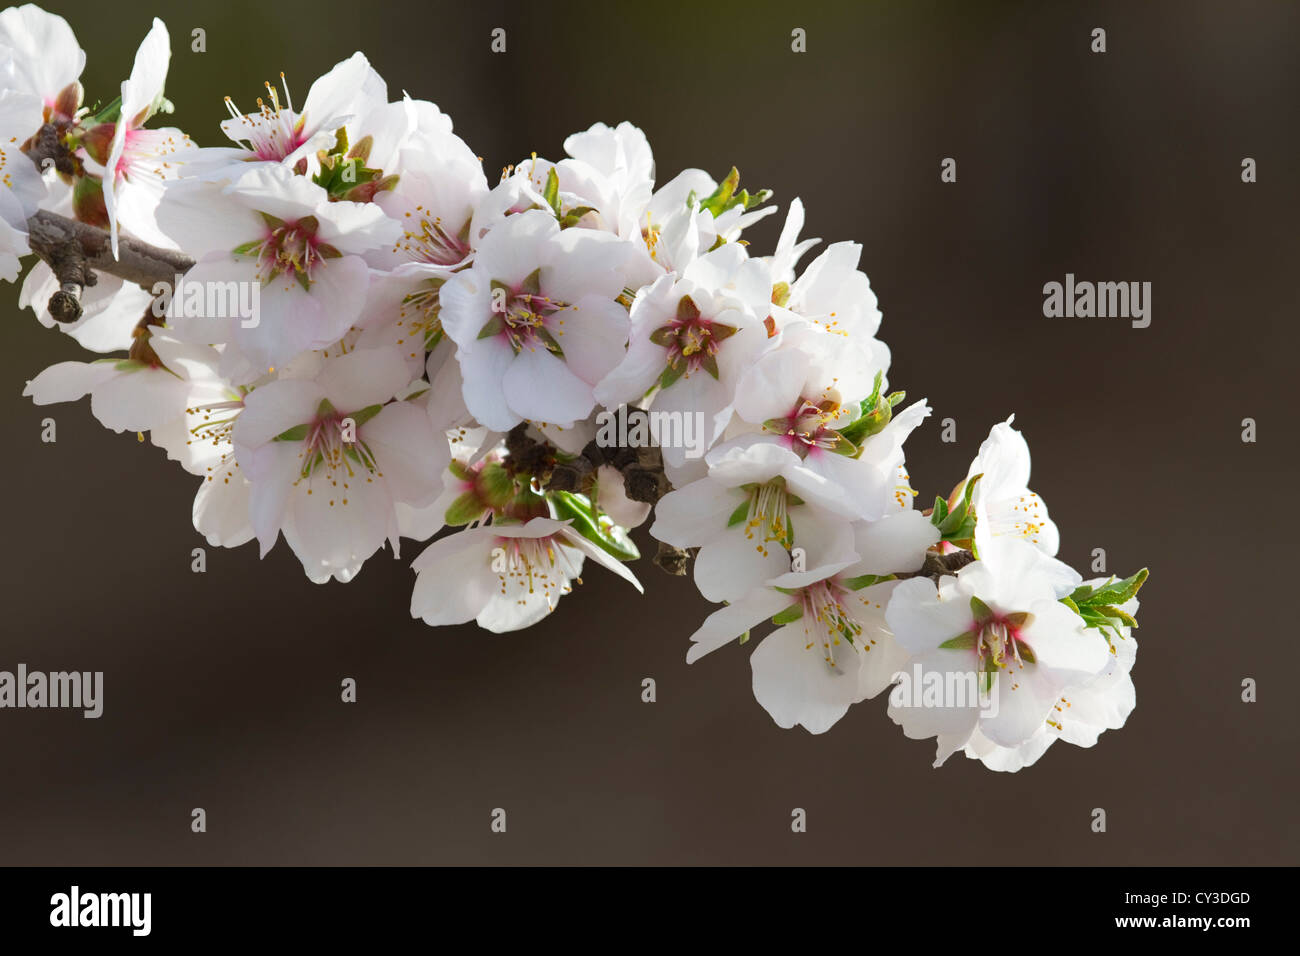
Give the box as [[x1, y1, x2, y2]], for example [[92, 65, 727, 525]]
[[1016, 640, 1037, 664], [1094, 604, 1138, 628], [1087, 568, 1149, 607]]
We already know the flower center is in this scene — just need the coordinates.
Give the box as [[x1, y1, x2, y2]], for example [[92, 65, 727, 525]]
[[742, 478, 793, 554], [241, 215, 337, 287], [223, 76, 307, 162], [395, 278, 447, 358], [480, 272, 568, 355], [492, 534, 581, 609], [291, 407, 382, 506], [762, 395, 849, 459], [649, 296, 737, 383], [394, 211, 471, 267], [797, 579, 866, 668]]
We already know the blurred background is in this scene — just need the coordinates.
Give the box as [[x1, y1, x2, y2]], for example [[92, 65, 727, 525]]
[[0, 0, 1296, 865]]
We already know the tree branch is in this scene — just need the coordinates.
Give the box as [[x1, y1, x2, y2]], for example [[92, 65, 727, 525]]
[[25, 210, 194, 321]]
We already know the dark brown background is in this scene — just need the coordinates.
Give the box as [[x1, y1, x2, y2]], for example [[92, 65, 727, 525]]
[[1, 0, 1296, 865]]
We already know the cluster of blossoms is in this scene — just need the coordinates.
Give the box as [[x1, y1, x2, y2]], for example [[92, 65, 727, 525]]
[[1, 6, 1148, 771]]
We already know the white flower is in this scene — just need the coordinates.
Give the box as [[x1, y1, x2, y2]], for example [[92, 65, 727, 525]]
[[100, 18, 198, 258], [651, 440, 865, 603], [967, 415, 1059, 556], [715, 348, 931, 524], [959, 581, 1139, 771], [161, 163, 400, 382], [685, 510, 938, 733], [885, 537, 1109, 766], [205, 52, 387, 177], [409, 516, 642, 633], [440, 208, 638, 431], [594, 242, 773, 472], [231, 345, 446, 583], [22, 333, 226, 434], [558, 121, 655, 239]]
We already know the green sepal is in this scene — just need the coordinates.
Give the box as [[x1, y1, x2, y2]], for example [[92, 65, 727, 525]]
[[939, 631, 978, 650], [658, 362, 686, 390], [272, 423, 310, 442], [543, 167, 562, 217], [771, 604, 804, 626], [444, 491, 486, 527], [478, 314, 506, 339], [350, 404, 383, 428], [726, 500, 751, 528]]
